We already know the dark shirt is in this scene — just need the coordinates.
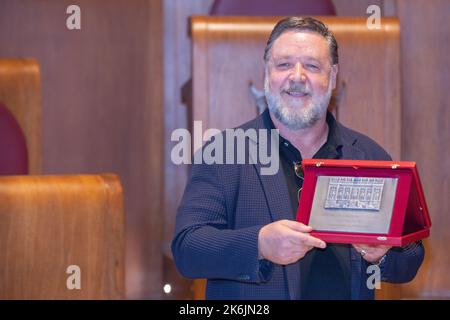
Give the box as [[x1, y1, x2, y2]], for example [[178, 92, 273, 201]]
[[264, 112, 352, 300]]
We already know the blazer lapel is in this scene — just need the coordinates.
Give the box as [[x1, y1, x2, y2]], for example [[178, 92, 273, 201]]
[[249, 110, 293, 223], [250, 112, 301, 300]]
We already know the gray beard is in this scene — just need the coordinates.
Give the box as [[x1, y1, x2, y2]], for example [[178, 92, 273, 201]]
[[264, 75, 332, 130]]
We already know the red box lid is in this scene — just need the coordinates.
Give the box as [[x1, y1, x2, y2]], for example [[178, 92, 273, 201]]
[[296, 159, 431, 246]]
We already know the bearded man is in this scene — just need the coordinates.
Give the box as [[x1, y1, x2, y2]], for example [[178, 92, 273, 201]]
[[172, 17, 424, 300]]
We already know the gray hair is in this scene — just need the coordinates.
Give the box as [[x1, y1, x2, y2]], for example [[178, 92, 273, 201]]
[[264, 17, 338, 65]]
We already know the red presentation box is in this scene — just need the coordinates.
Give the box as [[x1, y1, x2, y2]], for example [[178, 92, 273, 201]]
[[296, 159, 431, 246]]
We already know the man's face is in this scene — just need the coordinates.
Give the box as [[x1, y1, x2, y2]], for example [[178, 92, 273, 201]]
[[265, 30, 338, 130]]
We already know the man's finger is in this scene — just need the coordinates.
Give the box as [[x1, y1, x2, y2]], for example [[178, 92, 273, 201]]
[[280, 220, 313, 233], [295, 233, 326, 249]]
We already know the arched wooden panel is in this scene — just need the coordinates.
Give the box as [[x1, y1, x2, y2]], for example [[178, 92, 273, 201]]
[[190, 16, 401, 159]]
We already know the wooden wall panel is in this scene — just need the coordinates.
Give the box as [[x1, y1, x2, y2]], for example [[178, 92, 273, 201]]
[[0, 0, 164, 299], [333, 0, 385, 16], [396, 0, 450, 299], [163, 0, 214, 252], [162, 0, 213, 299]]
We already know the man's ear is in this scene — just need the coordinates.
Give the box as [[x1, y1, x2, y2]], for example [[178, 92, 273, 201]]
[[331, 64, 339, 90]]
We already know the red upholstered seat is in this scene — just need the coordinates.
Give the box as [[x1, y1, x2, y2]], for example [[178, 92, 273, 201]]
[[0, 103, 28, 175], [210, 0, 336, 16]]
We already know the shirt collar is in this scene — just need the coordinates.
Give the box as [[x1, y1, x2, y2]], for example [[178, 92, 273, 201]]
[[324, 111, 343, 153], [264, 110, 343, 157]]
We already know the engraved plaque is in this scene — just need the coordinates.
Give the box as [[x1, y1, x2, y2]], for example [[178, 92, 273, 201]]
[[324, 176, 385, 211], [308, 175, 398, 234], [296, 159, 432, 245]]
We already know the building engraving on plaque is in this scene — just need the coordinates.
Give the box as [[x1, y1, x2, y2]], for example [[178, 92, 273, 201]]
[[324, 177, 385, 211]]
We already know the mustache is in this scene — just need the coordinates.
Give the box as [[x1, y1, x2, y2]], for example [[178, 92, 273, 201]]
[[284, 83, 310, 94]]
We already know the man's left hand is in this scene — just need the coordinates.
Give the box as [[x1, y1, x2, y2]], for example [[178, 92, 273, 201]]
[[352, 244, 392, 264]]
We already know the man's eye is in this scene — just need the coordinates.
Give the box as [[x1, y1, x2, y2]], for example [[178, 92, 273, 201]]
[[306, 64, 319, 70], [277, 63, 290, 68]]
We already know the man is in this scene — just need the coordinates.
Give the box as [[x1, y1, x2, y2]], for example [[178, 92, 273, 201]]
[[172, 17, 424, 299]]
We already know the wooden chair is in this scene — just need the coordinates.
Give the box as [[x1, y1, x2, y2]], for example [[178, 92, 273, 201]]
[[0, 103, 28, 174], [0, 59, 42, 174], [0, 174, 125, 299]]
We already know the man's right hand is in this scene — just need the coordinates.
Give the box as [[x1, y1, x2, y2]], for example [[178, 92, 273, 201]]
[[258, 220, 326, 265]]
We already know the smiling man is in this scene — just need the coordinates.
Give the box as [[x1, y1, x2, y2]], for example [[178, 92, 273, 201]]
[[172, 17, 424, 300]]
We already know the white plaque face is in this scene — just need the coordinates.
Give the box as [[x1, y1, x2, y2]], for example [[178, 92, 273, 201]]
[[308, 176, 398, 234]]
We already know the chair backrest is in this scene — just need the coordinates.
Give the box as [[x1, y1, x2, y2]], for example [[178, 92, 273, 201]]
[[0, 174, 125, 299], [0, 103, 28, 174], [210, 0, 336, 16], [190, 16, 402, 159], [0, 59, 42, 174]]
